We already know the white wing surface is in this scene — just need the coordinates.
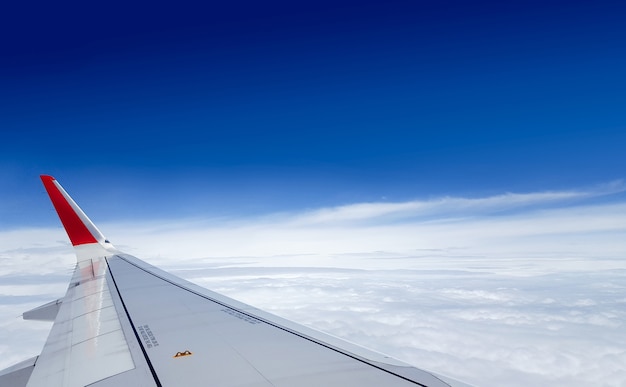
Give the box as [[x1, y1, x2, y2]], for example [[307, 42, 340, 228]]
[[0, 175, 474, 387]]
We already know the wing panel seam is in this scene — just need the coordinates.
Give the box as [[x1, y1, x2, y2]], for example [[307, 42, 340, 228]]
[[105, 256, 163, 387]]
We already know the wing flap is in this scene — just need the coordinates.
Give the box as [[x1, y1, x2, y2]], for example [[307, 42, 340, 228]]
[[0, 356, 37, 387], [23, 299, 62, 321], [25, 256, 136, 387]]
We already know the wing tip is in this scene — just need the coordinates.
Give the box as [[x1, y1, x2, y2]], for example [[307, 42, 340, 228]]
[[40, 175, 101, 247], [40, 175, 57, 186]]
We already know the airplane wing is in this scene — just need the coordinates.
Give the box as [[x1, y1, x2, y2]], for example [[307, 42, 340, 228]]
[[0, 175, 474, 387]]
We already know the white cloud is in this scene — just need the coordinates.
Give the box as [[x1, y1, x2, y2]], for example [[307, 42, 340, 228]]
[[0, 185, 625, 386], [290, 180, 626, 225]]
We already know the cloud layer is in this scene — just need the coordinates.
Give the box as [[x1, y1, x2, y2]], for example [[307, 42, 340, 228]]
[[1, 185, 624, 386]]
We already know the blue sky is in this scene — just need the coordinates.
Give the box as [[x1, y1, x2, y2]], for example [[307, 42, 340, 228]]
[[1, 0, 625, 226], [1, 3, 626, 385]]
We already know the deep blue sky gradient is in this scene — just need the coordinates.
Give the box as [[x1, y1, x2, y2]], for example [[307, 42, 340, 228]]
[[1, 0, 625, 225]]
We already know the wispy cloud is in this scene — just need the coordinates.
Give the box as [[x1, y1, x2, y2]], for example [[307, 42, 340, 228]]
[[1, 183, 625, 386], [290, 180, 626, 225]]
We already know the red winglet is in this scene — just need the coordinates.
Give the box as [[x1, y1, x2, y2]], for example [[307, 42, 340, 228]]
[[41, 175, 99, 246]]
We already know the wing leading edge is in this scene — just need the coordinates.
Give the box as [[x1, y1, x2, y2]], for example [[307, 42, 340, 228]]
[[0, 176, 474, 387]]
